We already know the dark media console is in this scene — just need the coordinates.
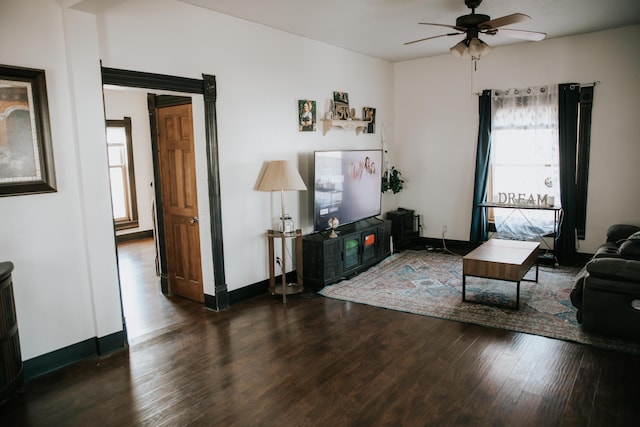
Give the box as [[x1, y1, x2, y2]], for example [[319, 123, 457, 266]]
[[302, 218, 391, 290]]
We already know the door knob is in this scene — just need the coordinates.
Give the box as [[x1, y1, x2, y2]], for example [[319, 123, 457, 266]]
[[190, 216, 199, 224]]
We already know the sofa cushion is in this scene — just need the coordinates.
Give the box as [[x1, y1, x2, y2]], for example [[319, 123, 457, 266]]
[[586, 258, 640, 283], [606, 224, 640, 244], [593, 242, 621, 258], [619, 239, 640, 260]]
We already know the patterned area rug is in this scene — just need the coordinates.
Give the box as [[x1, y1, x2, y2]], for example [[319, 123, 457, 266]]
[[318, 250, 640, 354]]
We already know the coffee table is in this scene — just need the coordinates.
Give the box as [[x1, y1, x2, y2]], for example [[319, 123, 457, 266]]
[[462, 239, 540, 309]]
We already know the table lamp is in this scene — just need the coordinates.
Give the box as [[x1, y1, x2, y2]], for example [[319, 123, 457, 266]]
[[256, 160, 307, 232], [256, 160, 307, 302]]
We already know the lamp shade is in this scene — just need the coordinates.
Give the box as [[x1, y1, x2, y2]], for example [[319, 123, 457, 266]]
[[256, 160, 307, 192], [450, 40, 467, 58], [450, 37, 493, 60]]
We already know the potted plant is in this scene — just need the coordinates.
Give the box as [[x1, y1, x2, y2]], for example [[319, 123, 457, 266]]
[[381, 166, 403, 194]]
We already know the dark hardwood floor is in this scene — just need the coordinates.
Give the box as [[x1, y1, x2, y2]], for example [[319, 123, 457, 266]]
[[1, 238, 639, 426]]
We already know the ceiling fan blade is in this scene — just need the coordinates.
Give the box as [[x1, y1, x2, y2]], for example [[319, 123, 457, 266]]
[[491, 28, 546, 41], [404, 33, 461, 46], [481, 13, 530, 29], [419, 22, 467, 32]]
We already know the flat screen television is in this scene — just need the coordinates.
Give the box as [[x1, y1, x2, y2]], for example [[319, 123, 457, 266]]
[[313, 149, 382, 232]]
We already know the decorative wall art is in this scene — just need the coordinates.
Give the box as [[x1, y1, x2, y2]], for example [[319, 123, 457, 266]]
[[332, 91, 350, 120], [298, 99, 316, 132], [0, 64, 56, 196], [363, 107, 376, 133]]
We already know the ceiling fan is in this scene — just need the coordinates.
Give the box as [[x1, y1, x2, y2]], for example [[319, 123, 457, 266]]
[[405, 0, 546, 60]]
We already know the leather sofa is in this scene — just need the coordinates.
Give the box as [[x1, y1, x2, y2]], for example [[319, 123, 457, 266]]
[[570, 224, 640, 340]]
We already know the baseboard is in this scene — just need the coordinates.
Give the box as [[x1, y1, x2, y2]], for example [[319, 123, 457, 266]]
[[408, 237, 592, 267], [204, 293, 217, 310], [205, 271, 301, 309], [228, 280, 269, 305], [406, 237, 478, 254], [204, 281, 267, 309], [97, 330, 126, 355], [571, 252, 594, 268], [116, 230, 153, 243], [23, 331, 126, 381]]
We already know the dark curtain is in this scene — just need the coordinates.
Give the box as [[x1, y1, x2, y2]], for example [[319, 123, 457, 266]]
[[469, 89, 492, 243], [557, 83, 580, 263], [576, 86, 594, 239]]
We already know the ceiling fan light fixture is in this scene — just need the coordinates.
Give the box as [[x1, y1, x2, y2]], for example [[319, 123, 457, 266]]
[[480, 40, 493, 56], [450, 40, 468, 58], [468, 37, 483, 56], [450, 37, 492, 60], [473, 38, 493, 58]]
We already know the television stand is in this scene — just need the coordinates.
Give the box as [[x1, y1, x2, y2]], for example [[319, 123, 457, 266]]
[[302, 218, 391, 290]]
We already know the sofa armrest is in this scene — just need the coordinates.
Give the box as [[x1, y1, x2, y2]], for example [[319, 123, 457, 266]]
[[586, 258, 640, 284], [582, 274, 640, 340], [606, 224, 640, 244]]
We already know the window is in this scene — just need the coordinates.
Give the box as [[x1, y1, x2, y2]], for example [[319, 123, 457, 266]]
[[106, 117, 138, 230], [488, 86, 559, 240]]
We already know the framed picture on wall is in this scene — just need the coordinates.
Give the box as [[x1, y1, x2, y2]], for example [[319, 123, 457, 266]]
[[298, 99, 316, 132], [363, 107, 376, 133], [0, 64, 56, 196], [332, 91, 350, 120]]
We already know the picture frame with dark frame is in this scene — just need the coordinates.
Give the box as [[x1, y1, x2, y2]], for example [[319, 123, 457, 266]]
[[0, 64, 56, 196], [332, 91, 350, 120], [298, 99, 316, 132]]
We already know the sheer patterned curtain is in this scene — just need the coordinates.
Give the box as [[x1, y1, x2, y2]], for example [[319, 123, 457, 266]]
[[491, 85, 560, 240]]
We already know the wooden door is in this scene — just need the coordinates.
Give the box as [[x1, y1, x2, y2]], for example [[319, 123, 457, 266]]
[[156, 103, 204, 302]]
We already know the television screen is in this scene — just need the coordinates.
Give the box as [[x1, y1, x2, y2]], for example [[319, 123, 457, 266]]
[[314, 149, 382, 231]]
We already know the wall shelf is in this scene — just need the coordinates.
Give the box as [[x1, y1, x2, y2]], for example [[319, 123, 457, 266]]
[[321, 119, 369, 135]]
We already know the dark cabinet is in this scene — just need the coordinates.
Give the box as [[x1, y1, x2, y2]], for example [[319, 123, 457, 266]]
[[0, 262, 22, 404], [303, 218, 391, 290]]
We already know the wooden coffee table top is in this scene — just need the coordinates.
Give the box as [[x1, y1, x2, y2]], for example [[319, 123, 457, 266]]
[[463, 239, 540, 282]]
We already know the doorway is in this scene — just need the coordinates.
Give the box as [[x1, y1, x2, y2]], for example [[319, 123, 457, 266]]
[[101, 66, 229, 342]]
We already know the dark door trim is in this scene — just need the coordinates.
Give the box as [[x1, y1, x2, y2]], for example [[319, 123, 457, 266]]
[[101, 66, 229, 311]]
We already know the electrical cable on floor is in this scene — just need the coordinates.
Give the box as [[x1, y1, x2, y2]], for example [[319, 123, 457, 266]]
[[282, 232, 308, 290], [442, 231, 464, 257]]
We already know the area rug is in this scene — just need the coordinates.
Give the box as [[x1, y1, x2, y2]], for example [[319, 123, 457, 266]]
[[318, 250, 640, 354]]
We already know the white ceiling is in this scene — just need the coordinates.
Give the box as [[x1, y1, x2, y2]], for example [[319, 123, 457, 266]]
[[179, 0, 640, 62]]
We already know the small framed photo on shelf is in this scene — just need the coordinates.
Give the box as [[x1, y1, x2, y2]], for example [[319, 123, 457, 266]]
[[332, 91, 350, 120], [363, 107, 376, 133], [298, 99, 316, 132], [0, 64, 57, 197]]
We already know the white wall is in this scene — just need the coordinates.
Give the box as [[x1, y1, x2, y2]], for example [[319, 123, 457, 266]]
[[0, 0, 122, 359], [103, 88, 155, 235], [0, 0, 394, 361], [394, 25, 640, 253], [95, 0, 396, 292]]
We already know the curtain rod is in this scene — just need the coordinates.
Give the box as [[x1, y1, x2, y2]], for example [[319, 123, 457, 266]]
[[473, 81, 600, 96]]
